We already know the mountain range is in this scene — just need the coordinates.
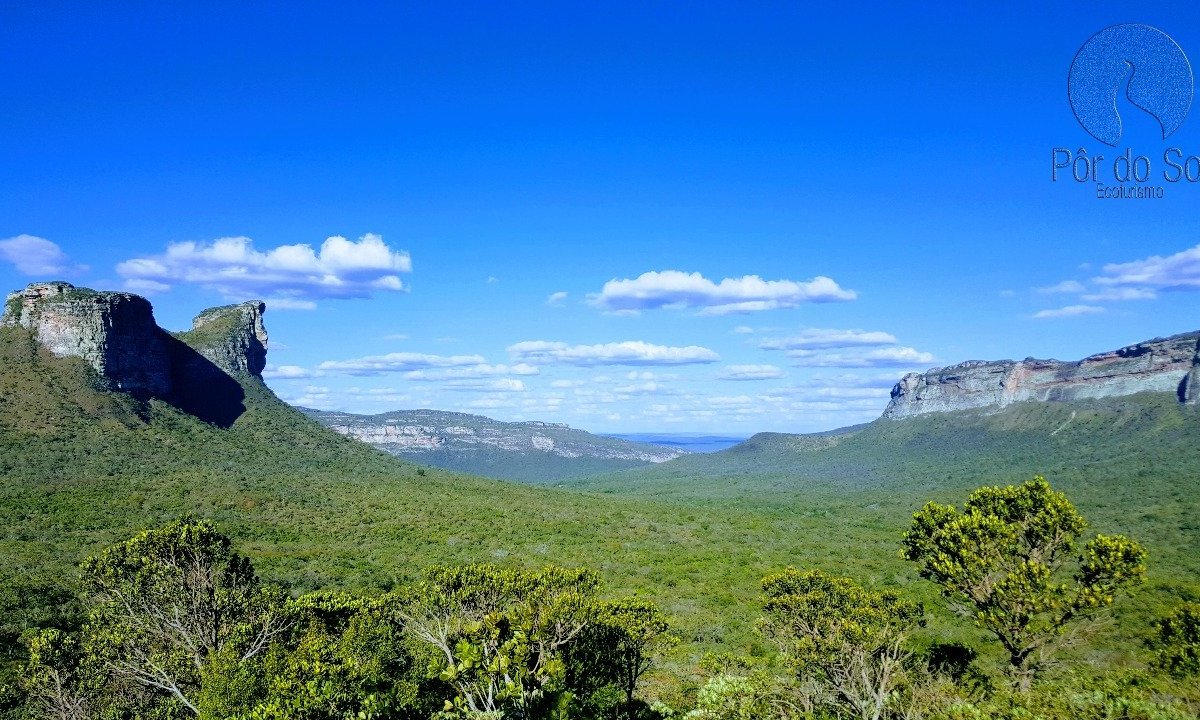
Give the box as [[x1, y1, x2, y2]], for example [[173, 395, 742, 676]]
[[299, 407, 686, 483], [2, 281, 1198, 683]]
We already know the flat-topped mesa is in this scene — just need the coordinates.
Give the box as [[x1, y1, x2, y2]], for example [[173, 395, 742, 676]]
[[2, 282, 271, 396], [179, 301, 268, 379], [1, 281, 172, 395], [884, 331, 1200, 419]]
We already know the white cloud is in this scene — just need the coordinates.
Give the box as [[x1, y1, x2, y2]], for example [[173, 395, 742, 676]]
[[401, 363, 539, 381], [443, 378, 527, 392], [717, 364, 786, 380], [1092, 243, 1200, 292], [383, 333, 409, 340], [732, 325, 755, 334], [588, 270, 856, 315], [115, 233, 411, 303], [263, 364, 317, 379], [1080, 287, 1157, 301], [612, 381, 675, 396], [123, 278, 171, 294], [546, 291, 569, 306], [265, 298, 317, 311], [1032, 305, 1106, 319], [318, 352, 487, 376], [788, 346, 935, 368], [1035, 280, 1086, 294], [507, 340, 720, 366], [0, 235, 88, 276], [759, 328, 898, 350]]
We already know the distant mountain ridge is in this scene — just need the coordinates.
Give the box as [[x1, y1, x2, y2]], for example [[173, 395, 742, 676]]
[[884, 330, 1200, 418], [299, 407, 687, 483], [568, 330, 1200, 506]]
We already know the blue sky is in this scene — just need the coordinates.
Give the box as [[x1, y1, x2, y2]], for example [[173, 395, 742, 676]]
[[3, 2, 1199, 433]]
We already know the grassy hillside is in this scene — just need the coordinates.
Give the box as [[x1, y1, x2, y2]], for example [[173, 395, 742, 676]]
[[0, 326, 949, 686], [2, 323, 1198, 698]]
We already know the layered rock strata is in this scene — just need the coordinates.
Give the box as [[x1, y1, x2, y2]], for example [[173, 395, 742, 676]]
[[884, 331, 1200, 418]]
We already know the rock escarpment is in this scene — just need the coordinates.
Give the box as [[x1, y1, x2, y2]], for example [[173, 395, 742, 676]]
[[2, 281, 173, 394], [884, 331, 1200, 418], [2, 282, 267, 422], [176, 301, 268, 378]]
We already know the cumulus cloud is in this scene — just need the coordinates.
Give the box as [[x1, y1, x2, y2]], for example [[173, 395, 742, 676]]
[[1092, 243, 1200, 292], [123, 278, 172, 295], [318, 352, 487, 376], [588, 270, 856, 315], [1032, 305, 1106, 319], [717, 364, 786, 380], [263, 364, 318, 379], [788, 346, 935, 368], [546, 291, 568, 305], [758, 328, 898, 350], [507, 340, 720, 366], [115, 233, 411, 303], [0, 235, 88, 276]]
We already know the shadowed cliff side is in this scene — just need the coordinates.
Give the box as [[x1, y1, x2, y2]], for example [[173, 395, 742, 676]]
[[1, 282, 269, 428]]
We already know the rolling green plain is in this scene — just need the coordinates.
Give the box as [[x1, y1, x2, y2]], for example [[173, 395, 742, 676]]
[[2, 323, 1198, 714]]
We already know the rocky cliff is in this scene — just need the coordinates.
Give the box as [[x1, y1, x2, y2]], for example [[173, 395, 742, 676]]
[[884, 331, 1200, 418], [2, 282, 267, 412], [301, 407, 687, 484], [175, 301, 268, 378]]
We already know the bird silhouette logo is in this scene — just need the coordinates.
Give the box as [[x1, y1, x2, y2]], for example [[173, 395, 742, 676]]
[[1068, 24, 1193, 147]]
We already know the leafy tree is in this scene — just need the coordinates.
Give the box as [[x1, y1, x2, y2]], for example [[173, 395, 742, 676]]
[[565, 597, 675, 717], [21, 628, 92, 720], [78, 516, 293, 716], [1151, 602, 1200, 678], [759, 568, 923, 720], [682, 673, 774, 720], [226, 590, 426, 720], [395, 564, 598, 719], [901, 476, 1146, 690]]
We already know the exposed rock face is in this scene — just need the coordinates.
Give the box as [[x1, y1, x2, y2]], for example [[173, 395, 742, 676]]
[[180, 302, 268, 378], [884, 331, 1200, 418], [1, 282, 268, 398], [2, 281, 173, 394], [307, 408, 686, 463]]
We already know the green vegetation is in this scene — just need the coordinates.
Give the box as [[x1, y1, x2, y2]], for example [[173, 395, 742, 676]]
[[17, 505, 1200, 719], [903, 477, 1147, 689], [299, 408, 683, 484], [1152, 602, 1200, 678], [759, 569, 923, 720], [2, 324, 1199, 717], [23, 518, 670, 719]]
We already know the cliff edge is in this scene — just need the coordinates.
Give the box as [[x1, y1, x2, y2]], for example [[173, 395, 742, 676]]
[[883, 331, 1200, 419], [2, 282, 268, 424]]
